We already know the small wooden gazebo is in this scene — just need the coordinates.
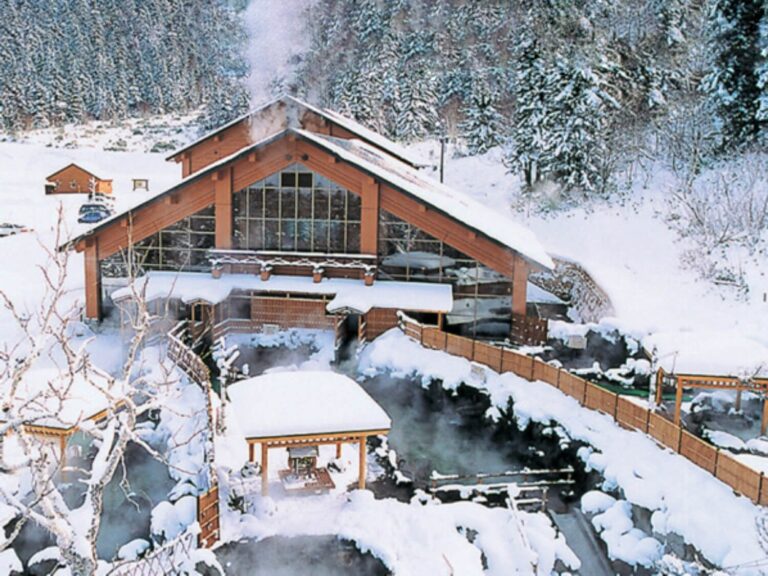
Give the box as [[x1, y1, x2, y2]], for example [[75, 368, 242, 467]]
[[227, 371, 391, 496], [646, 331, 768, 432], [1, 366, 122, 469]]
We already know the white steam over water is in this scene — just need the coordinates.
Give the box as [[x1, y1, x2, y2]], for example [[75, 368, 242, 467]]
[[243, 0, 316, 104]]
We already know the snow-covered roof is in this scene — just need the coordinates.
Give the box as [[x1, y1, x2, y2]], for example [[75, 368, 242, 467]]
[[68, 125, 552, 273], [167, 94, 422, 167], [1, 366, 121, 431], [111, 271, 454, 315], [296, 130, 554, 270], [643, 330, 768, 378], [227, 371, 391, 439]]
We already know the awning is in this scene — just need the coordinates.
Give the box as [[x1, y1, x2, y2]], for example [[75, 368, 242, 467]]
[[111, 271, 454, 315]]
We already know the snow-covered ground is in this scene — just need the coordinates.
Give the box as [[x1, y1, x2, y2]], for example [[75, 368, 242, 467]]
[[2, 124, 768, 573]]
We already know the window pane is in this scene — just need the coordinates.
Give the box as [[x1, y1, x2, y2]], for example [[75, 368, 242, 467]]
[[265, 221, 280, 250], [233, 189, 248, 218], [248, 220, 263, 249], [233, 220, 247, 249], [280, 220, 296, 251], [330, 190, 346, 220], [346, 223, 360, 253], [297, 172, 313, 188], [249, 186, 264, 218], [281, 172, 296, 187], [296, 220, 312, 251], [297, 189, 313, 219], [329, 221, 344, 252], [280, 189, 296, 219], [347, 193, 361, 221], [264, 187, 279, 218], [314, 189, 329, 219], [312, 221, 328, 251]]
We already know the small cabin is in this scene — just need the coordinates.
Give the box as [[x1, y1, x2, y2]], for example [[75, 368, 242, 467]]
[[45, 163, 113, 195]]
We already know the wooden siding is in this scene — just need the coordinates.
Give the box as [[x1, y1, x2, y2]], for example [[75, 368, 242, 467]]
[[250, 297, 336, 330], [46, 164, 109, 195], [365, 308, 400, 339]]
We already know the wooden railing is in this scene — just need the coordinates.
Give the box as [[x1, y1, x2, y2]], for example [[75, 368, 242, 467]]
[[107, 527, 196, 576], [398, 317, 768, 506], [167, 323, 210, 386]]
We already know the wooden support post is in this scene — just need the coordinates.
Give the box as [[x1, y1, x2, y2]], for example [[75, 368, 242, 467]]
[[59, 435, 67, 478], [214, 167, 233, 250], [358, 436, 367, 490], [674, 377, 684, 426], [336, 442, 342, 459], [360, 180, 380, 254], [655, 369, 664, 406], [511, 260, 528, 316], [84, 242, 102, 320], [249, 441, 254, 462], [261, 443, 269, 497], [762, 397, 768, 436], [735, 389, 743, 412]]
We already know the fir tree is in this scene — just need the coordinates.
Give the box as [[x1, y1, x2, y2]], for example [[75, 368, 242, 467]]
[[460, 85, 505, 155], [705, 0, 767, 146]]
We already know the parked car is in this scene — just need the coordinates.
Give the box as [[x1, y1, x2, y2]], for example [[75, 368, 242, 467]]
[[0, 223, 30, 237], [77, 205, 112, 224]]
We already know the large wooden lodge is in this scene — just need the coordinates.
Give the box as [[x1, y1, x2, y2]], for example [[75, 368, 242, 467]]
[[67, 96, 553, 346]]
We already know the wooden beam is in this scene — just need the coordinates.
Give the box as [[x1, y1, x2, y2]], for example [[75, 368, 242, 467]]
[[336, 442, 342, 459], [674, 377, 684, 426], [762, 397, 768, 436], [655, 369, 664, 406], [360, 179, 379, 254], [84, 242, 101, 320], [511, 260, 528, 316], [248, 441, 255, 462], [358, 436, 367, 490], [261, 443, 269, 497], [215, 167, 233, 250]]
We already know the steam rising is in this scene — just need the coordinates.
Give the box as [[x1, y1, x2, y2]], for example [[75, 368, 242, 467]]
[[243, 0, 316, 105]]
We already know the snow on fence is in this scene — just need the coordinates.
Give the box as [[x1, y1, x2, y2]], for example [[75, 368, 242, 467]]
[[167, 324, 210, 386], [398, 319, 768, 507], [107, 527, 196, 576]]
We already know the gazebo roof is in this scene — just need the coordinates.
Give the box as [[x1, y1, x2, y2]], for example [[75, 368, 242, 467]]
[[227, 371, 391, 440], [644, 330, 768, 378]]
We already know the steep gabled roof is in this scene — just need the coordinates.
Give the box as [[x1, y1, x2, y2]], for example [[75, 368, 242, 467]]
[[296, 130, 554, 270], [167, 94, 423, 168], [66, 128, 552, 270], [45, 162, 102, 182]]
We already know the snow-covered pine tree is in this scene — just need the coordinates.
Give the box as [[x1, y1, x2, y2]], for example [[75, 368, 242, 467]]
[[705, 0, 767, 147], [546, 57, 617, 197], [757, 1, 768, 136], [506, 36, 551, 188], [460, 84, 505, 155]]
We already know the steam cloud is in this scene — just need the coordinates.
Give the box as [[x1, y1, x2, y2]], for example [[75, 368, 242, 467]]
[[243, 0, 316, 105]]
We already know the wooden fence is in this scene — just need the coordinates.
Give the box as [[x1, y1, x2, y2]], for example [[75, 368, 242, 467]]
[[107, 527, 196, 576], [397, 317, 768, 507]]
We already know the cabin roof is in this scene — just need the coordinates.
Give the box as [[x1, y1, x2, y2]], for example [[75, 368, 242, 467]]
[[64, 126, 553, 270], [166, 94, 422, 168], [45, 162, 103, 182]]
